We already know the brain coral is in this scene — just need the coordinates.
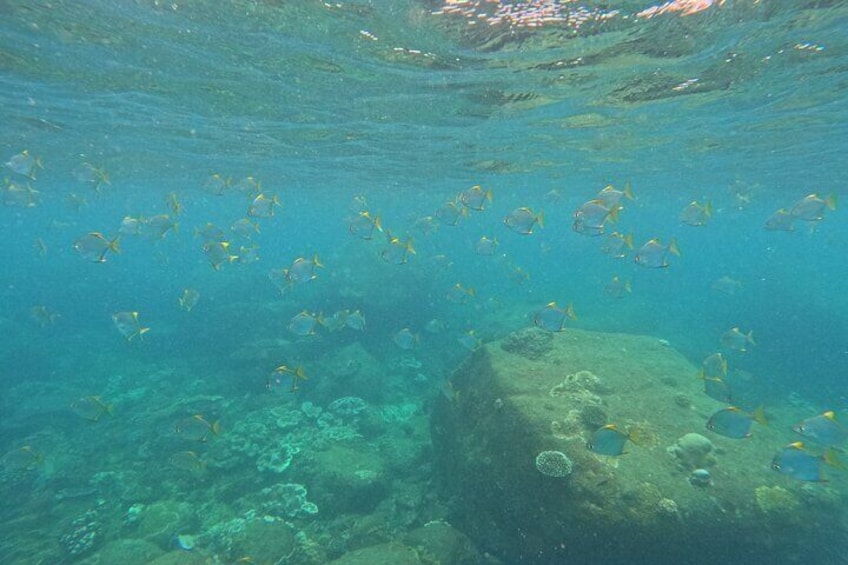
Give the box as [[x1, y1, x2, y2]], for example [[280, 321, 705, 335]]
[[535, 450, 573, 478]]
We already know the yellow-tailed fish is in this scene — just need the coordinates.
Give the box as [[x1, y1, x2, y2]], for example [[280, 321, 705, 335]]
[[348, 211, 383, 239], [144, 214, 179, 240], [30, 305, 59, 327], [434, 199, 467, 226], [166, 192, 183, 216], [572, 199, 617, 236], [70, 396, 113, 422], [286, 255, 324, 284], [459, 184, 493, 211], [764, 208, 796, 231], [446, 283, 475, 304], [533, 301, 576, 332], [720, 327, 755, 351], [288, 311, 323, 336], [0, 445, 44, 471], [248, 193, 281, 218], [790, 193, 837, 221], [771, 442, 841, 482], [474, 236, 499, 256], [5, 149, 43, 179], [587, 424, 642, 456], [706, 406, 766, 439], [2, 181, 40, 207], [73, 232, 120, 263], [112, 311, 150, 341], [203, 240, 238, 270], [234, 176, 262, 197], [393, 328, 419, 350], [169, 450, 206, 471], [202, 173, 231, 195], [604, 276, 631, 298], [72, 162, 109, 192], [380, 233, 415, 265], [600, 232, 633, 258], [179, 288, 200, 312], [503, 207, 543, 235], [679, 200, 712, 227], [595, 182, 634, 210], [175, 414, 221, 442], [231, 218, 260, 239], [634, 238, 679, 268]]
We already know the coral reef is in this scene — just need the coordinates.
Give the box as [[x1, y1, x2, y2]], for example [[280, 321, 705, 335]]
[[755, 486, 801, 519], [59, 509, 100, 557]]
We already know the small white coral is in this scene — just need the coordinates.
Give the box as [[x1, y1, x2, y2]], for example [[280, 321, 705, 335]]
[[535, 450, 573, 477]]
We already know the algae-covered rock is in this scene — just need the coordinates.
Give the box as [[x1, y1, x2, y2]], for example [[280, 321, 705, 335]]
[[307, 443, 387, 514], [230, 519, 296, 562], [77, 538, 164, 564], [500, 326, 553, 359], [135, 500, 196, 548], [755, 486, 801, 521]]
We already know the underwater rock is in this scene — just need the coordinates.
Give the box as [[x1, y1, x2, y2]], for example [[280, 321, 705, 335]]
[[667, 433, 716, 470], [77, 538, 164, 564], [308, 443, 387, 514], [500, 326, 553, 359], [135, 500, 196, 548], [688, 468, 712, 488], [229, 519, 296, 563], [431, 327, 841, 563], [579, 404, 608, 429], [260, 483, 318, 519], [404, 520, 481, 565], [327, 541, 422, 565]]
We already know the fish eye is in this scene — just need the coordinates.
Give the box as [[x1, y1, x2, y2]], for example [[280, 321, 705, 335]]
[[771, 463, 781, 471]]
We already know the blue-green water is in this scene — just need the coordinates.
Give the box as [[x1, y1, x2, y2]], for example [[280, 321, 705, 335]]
[[1, 1, 847, 563]]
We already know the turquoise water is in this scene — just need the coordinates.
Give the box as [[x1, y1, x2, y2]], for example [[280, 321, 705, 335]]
[[1, 1, 846, 563]]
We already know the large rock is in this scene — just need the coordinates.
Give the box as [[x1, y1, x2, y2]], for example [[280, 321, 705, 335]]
[[431, 328, 847, 564]]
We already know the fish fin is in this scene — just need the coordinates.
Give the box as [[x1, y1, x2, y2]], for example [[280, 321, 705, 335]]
[[746, 331, 756, 345], [823, 448, 844, 469], [752, 406, 767, 426], [668, 238, 680, 256], [537, 211, 544, 228], [210, 421, 221, 436], [825, 193, 838, 210], [623, 181, 634, 200]]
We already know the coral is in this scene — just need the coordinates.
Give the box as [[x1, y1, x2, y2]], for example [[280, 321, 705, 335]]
[[667, 433, 715, 470], [380, 403, 419, 423], [261, 483, 319, 519], [256, 441, 299, 473], [328, 396, 368, 417], [656, 498, 680, 520], [755, 486, 800, 518], [689, 469, 712, 487], [535, 450, 573, 478], [501, 327, 554, 359]]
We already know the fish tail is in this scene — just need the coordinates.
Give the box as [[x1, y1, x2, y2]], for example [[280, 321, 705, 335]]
[[210, 421, 222, 436], [668, 238, 681, 256], [623, 181, 634, 200], [825, 193, 838, 210], [537, 211, 545, 228], [823, 447, 844, 469], [746, 330, 756, 345]]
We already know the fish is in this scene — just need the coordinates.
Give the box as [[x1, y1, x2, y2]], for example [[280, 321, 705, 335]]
[[711, 276, 742, 295], [2, 181, 40, 207], [679, 200, 712, 227], [268, 268, 291, 295], [345, 309, 366, 331], [793, 411, 848, 446], [393, 328, 419, 350], [700, 352, 728, 380], [587, 424, 641, 456], [434, 199, 467, 226], [790, 193, 837, 221], [5, 149, 43, 179], [703, 376, 733, 404], [457, 330, 482, 351], [572, 199, 618, 236], [203, 241, 238, 270], [273, 365, 308, 393], [30, 305, 59, 327], [72, 233, 121, 263], [425, 318, 446, 334], [600, 232, 634, 258], [288, 311, 323, 336], [0, 445, 43, 471], [634, 238, 679, 268], [286, 255, 324, 284], [236, 244, 260, 264], [248, 193, 281, 218], [195, 222, 226, 242], [604, 276, 632, 298], [595, 182, 634, 210], [119, 215, 145, 236], [144, 214, 179, 240], [66, 192, 89, 211], [165, 192, 183, 216], [503, 207, 544, 235], [70, 396, 113, 422], [507, 263, 530, 285], [706, 406, 766, 439], [322, 310, 350, 332], [412, 215, 439, 236], [112, 311, 150, 341], [178, 289, 200, 312], [771, 442, 841, 482], [380, 233, 415, 265], [459, 184, 493, 211], [474, 236, 499, 256], [349, 211, 383, 239], [175, 414, 221, 442], [202, 173, 231, 195], [446, 283, 476, 304], [72, 162, 110, 192], [169, 450, 206, 472], [229, 218, 260, 240], [234, 176, 262, 197], [533, 301, 577, 332], [32, 237, 47, 257], [721, 327, 755, 352], [764, 208, 796, 231]]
